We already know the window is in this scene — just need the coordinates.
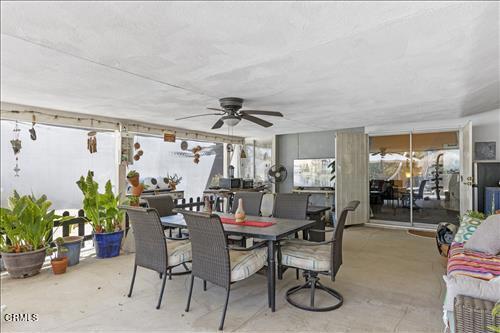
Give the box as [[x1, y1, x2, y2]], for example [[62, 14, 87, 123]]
[[131, 135, 223, 199], [0, 120, 117, 210]]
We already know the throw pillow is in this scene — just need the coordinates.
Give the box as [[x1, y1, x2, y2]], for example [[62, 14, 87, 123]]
[[453, 214, 484, 243], [464, 214, 500, 255]]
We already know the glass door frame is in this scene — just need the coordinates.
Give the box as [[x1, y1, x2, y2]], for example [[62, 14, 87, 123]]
[[368, 127, 460, 228]]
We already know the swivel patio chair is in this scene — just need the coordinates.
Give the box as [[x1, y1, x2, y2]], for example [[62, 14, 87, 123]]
[[122, 206, 192, 309], [181, 210, 267, 331], [279, 200, 359, 311]]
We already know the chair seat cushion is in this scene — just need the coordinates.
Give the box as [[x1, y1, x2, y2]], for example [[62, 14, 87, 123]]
[[167, 240, 192, 267], [281, 240, 330, 272], [229, 247, 267, 282]]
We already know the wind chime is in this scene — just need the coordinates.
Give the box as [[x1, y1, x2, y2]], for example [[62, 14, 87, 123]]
[[87, 131, 97, 153], [10, 121, 22, 176]]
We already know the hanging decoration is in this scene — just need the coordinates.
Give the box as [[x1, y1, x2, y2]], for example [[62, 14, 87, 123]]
[[29, 115, 37, 141], [10, 121, 22, 176], [133, 141, 144, 161], [87, 131, 97, 153], [180, 140, 188, 151], [163, 132, 176, 142], [192, 145, 202, 164]]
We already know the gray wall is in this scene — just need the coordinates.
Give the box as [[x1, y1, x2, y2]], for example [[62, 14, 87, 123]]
[[276, 130, 336, 206]]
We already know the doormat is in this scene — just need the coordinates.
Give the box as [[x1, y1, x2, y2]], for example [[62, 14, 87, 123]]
[[407, 229, 436, 238]]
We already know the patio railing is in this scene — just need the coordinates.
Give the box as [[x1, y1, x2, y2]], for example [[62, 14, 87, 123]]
[[47, 195, 223, 248], [1, 195, 224, 249]]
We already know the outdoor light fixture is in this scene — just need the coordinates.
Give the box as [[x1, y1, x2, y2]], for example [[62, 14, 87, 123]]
[[221, 115, 241, 127]]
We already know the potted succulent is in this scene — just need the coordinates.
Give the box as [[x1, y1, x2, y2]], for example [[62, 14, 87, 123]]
[[129, 195, 140, 207], [0, 191, 72, 278], [127, 170, 144, 197], [47, 237, 68, 274], [77, 171, 125, 258], [165, 173, 182, 191]]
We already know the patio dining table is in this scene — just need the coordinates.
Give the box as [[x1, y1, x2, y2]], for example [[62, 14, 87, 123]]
[[160, 212, 316, 312]]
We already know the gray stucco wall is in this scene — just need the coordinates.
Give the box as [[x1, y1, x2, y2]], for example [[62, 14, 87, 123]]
[[276, 130, 336, 206]]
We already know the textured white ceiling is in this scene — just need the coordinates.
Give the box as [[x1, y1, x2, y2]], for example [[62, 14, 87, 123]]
[[1, 2, 499, 138]]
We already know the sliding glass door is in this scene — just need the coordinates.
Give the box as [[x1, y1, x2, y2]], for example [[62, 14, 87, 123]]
[[369, 134, 411, 224], [369, 131, 460, 226]]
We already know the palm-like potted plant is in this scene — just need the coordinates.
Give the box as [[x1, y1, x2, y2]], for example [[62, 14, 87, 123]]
[[47, 237, 68, 274], [76, 171, 125, 258], [0, 191, 72, 278]]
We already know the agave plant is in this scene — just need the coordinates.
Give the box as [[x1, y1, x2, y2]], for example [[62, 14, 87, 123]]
[[76, 171, 124, 233], [0, 191, 72, 253]]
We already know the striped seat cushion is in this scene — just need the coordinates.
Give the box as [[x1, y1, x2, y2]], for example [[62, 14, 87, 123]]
[[281, 240, 330, 272], [230, 247, 267, 282], [167, 240, 192, 267]]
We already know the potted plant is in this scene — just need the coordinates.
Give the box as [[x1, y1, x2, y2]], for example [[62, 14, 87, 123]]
[[0, 191, 72, 278], [47, 237, 68, 274], [77, 171, 125, 259], [129, 195, 140, 207], [62, 235, 84, 266], [127, 170, 144, 196], [165, 173, 182, 191]]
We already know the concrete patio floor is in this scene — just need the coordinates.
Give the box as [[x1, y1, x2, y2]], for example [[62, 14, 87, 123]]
[[1, 226, 446, 332]]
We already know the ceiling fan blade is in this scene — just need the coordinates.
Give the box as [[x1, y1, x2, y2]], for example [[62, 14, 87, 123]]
[[207, 107, 226, 112], [240, 110, 283, 117], [175, 113, 223, 121], [211, 118, 224, 129], [240, 114, 273, 127]]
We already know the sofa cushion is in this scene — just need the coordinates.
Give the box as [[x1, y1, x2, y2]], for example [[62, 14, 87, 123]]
[[464, 214, 500, 255], [453, 214, 484, 243], [443, 275, 500, 312]]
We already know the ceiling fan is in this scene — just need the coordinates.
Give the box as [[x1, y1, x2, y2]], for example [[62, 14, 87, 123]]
[[175, 97, 283, 129]]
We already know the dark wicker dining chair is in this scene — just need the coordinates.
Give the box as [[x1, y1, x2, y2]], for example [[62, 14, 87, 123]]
[[230, 192, 264, 216], [274, 193, 310, 279], [279, 200, 359, 311], [121, 206, 192, 309], [273, 193, 309, 220], [229, 192, 264, 246], [142, 194, 176, 217], [143, 194, 181, 239], [181, 210, 267, 331]]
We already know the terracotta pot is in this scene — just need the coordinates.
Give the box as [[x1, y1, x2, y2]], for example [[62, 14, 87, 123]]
[[1, 248, 47, 278], [51, 257, 68, 274], [127, 175, 140, 187], [131, 184, 144, 197]]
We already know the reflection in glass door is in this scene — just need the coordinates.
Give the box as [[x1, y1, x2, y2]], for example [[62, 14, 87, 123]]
[[411, 132, 460, 224], [369, 131, 460, 226], [369, 134, 411, 224]]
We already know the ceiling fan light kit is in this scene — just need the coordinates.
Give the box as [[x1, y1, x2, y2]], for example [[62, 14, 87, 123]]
[[175, 97, 283, 129]]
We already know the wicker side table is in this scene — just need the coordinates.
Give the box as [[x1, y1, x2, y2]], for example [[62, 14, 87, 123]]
[[454, 295, 499, 333]]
